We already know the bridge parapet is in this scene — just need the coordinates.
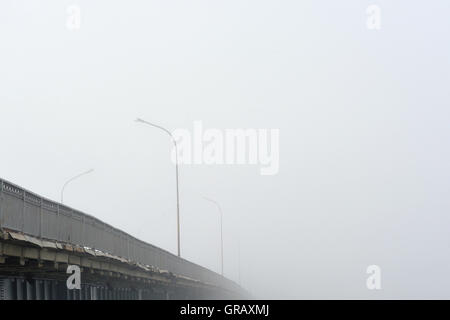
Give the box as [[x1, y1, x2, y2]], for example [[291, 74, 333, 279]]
[[0, 179, 242, 296]]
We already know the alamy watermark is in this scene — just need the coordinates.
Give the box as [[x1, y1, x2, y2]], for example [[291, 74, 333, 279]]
[[66, 5, 81, 31], [366, 265, 382, 290], [366, 4, 381, 30], [66, 265, 81, 290], [170, 121, 280, 176]]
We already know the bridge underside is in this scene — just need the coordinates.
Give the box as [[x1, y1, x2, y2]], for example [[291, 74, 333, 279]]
[[0, 229, 236, 300], [0, 276, 170, 300]]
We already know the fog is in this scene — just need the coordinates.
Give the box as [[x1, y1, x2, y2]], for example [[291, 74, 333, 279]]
[[1, 1, 450, 299]]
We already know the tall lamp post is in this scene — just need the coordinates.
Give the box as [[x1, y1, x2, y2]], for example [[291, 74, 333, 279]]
[[61, 169, 94, 204], [136, 118, 181, 257], [203, 197, 224, 276]]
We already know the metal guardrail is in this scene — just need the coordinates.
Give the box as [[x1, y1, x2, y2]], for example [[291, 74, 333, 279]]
[[0, 179, 237, 292]]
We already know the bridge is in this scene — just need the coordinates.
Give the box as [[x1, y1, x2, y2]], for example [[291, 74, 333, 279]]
[[0, 178, 244, 300]]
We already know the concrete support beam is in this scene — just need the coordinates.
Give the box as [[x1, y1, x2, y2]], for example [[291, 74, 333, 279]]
[[44, 281, 51, 300], [35, 280, 43, 300], [16, 279, 24, 300], [68, 255, 81, 265], [26, 280, 34, 300], [51, 281, 58, 300]]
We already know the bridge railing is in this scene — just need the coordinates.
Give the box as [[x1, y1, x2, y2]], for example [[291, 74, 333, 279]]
[[0, 179, 237, 291]]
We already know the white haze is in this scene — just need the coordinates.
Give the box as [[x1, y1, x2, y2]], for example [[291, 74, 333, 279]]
[[1, 0, 450, 299]]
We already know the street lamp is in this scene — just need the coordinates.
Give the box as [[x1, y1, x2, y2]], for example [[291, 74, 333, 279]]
[[135, 118, 181, 257], [203, 197, 224, 276], [61, 169, 94, 204]]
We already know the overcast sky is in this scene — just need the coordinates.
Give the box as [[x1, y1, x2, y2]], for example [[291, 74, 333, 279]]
[[1, 1, 450, 299]]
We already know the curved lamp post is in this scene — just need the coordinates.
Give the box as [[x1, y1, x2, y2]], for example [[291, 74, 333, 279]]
[[203, 197, 224, 276], [136, 118, 181, 257], [61, 169, 94, 204]]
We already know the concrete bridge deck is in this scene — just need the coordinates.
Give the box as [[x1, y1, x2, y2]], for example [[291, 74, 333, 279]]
[[0, 178, 244, 300]]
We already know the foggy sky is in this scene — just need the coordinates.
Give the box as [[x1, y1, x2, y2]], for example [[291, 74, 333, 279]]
[[1, 0, 450, 299]]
